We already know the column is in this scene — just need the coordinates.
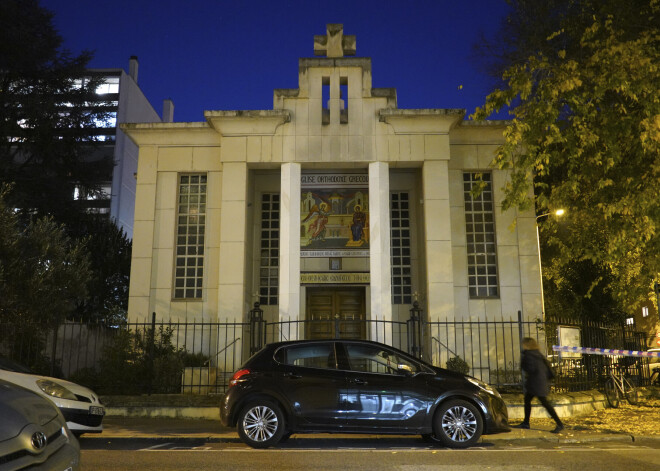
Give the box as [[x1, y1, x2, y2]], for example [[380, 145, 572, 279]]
[[279, 163, 301, 332], [369, 162, 392, 344], [217, 162, 248, 322], [423, 160, 455, 322]]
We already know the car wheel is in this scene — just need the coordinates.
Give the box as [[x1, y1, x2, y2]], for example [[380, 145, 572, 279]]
[[433, 399, 483, 448], [237, 400, 286, 448]]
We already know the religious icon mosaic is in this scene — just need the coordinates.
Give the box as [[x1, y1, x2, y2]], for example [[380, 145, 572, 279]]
[[300, 173, 369, 255]]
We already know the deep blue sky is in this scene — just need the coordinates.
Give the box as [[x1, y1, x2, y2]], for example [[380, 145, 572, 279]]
[[46, 0, 510, 123]]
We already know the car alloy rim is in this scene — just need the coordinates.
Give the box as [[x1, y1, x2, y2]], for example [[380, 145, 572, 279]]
[[441, 405, 477, 442], [243, 405, 278, 442]]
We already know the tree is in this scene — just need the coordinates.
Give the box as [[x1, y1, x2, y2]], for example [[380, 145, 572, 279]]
[[0, 1, 128, 323], [0, 0, 113, 225], [0, 185, 91, 325], [74, 216, 131, 323], [473, 0, 660, 316]]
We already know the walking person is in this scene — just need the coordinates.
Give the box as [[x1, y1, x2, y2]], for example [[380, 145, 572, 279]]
[[514, 337, 565, 433]]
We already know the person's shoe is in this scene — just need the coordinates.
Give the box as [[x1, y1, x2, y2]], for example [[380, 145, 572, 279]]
[[513, 422, 530, 429], [550, 424, 565, 434]]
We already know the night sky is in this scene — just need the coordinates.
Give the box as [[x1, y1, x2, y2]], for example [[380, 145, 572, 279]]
[[46, 0, 510, 123]]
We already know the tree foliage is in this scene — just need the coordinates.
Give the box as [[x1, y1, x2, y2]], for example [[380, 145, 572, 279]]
[[0, 1, 130, 323], [0, 0, 113, 224], [74, 216, 131, 323], [473, 0, 660, 315], [0, 185, 91, 325]]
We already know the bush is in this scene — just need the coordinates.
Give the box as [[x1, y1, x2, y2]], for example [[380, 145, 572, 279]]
[[489, 362, 522, 386], [75, 326, 210, 395], [446, 355, 470, 375]]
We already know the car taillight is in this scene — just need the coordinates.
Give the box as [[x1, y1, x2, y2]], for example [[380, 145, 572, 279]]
[[229, 368, 251, 387]]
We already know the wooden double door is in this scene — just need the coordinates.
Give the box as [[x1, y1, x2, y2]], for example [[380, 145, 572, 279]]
[[306, 287, 366, 340]]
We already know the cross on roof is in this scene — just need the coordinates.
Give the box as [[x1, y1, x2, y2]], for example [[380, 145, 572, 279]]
[[314, 24, 356, 58]]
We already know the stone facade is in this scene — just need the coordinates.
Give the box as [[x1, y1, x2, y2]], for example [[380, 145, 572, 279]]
[[122, 25, 542, 343]]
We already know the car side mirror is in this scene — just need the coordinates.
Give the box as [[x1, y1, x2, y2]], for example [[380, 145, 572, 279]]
[[397, 364, 414, 376]]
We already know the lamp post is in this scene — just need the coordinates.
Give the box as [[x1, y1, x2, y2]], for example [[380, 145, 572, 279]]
[[536, 209, 565, 317]]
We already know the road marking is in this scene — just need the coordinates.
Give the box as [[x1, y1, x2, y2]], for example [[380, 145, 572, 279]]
[[142, 443, 173, 450]]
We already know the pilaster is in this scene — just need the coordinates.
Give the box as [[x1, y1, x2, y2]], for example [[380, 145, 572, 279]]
[[423, 160, 455, 322], [369, 162, 392, 343], [279, 163, 302, 329], [217, 162, 248, 322]]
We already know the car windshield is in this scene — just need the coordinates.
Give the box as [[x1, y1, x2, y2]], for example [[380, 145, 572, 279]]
[[0, 356, 33, 373]]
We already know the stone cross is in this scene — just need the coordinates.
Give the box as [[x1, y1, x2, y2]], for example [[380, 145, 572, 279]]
[[314, 24, 356, 58]]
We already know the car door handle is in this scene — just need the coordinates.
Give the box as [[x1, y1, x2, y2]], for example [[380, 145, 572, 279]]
[[350, 378, 367, 385], [283, 372, 302, 379]]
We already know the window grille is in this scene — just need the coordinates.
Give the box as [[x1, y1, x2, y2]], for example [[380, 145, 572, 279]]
[[463, 172, 499, 298], [391, 192, 412, 305], [174, 174, 206, 299], [259, 193, 279, 305]]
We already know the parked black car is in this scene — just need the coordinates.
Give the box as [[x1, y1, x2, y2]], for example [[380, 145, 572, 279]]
[[221, 339, 509, 448]]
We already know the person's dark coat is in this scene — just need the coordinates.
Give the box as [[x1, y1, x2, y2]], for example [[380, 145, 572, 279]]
[[521, 349, 552, 396]]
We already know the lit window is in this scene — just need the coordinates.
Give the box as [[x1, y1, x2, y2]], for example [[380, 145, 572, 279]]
[[92, 112, 117, 128], [259, 193, 279, 305], [642, 306, 649, 318], [73, 184, 111, 200], [463, 172, 499, 298], [626, 317, 634, 326], [174, 174, 207, 300], [96, 77, 120, 95]]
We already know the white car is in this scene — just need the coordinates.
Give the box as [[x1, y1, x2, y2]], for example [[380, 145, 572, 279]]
[[0, 379, 80, 470], [0, 356, 105, 435]]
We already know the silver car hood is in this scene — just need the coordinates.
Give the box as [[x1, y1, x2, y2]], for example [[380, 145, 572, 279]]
[[0, 380, 58, 441]]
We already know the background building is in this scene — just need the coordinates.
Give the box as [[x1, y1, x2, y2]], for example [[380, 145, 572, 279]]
[[122, 25, 542, 356], [78, 56, 169, 238]]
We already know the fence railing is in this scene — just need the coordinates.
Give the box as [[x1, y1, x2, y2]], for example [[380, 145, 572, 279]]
[[0, 311, 654, 396]]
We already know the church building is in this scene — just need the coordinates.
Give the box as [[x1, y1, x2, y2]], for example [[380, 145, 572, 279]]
[[122, 25, 542, 349]]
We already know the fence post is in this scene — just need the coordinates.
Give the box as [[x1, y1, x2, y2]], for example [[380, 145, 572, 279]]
[[249, 302, 264, 354], [518, 310, 524, 350], [146, 312, 156, 395], [49, 323, 58, 377], [408, 301, 423, 359]]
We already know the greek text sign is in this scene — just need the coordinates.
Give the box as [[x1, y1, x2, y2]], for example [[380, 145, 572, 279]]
[[301, 173, 368, 189], [301, 272, 370, 284]]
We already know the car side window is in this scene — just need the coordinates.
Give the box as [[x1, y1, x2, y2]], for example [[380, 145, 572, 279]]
[[344, 344, 419, 375], [275, 343, 336, 370]]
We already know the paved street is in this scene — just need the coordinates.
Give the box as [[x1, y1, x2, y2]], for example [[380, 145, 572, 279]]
[[80, 438, 660, 471], [77, 416, 660, 470]]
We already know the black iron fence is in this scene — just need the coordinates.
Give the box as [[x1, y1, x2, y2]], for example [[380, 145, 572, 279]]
[[0, 309, 654, 396]]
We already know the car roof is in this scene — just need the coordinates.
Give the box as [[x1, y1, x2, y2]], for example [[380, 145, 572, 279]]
[[265, 338, 402, 349], [260, 339, 430, 364]]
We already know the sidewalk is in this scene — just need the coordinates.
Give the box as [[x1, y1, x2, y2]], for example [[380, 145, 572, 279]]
[[87, 416, 643, 446], [100, 391, 612, 421]]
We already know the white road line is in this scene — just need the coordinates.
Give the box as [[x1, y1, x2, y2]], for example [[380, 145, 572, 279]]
[[141, 443, 173, 450]]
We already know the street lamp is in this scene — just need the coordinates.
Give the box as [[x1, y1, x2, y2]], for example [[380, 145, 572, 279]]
[[536, 209, 565, 317]]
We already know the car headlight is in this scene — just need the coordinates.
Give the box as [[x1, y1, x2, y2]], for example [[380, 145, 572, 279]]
[[467, 377, 501, 398], [36, 379, 77, 400]]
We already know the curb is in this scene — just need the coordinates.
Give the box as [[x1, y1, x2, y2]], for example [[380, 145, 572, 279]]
[[80, 431, 643, 445]]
